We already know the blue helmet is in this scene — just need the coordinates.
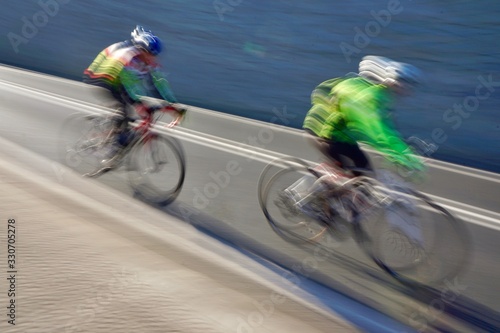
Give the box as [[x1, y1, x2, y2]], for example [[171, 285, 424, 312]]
[[131, 25, 163, 56]]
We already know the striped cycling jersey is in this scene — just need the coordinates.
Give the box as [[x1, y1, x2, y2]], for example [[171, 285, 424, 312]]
[[83, 41, 177, 103], [84, 41, 134, 89], [303, 78, 345, 139]]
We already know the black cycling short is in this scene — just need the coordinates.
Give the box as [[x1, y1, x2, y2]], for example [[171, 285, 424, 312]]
[[304, 129, 372, 174], [327, 140, 371, 170]]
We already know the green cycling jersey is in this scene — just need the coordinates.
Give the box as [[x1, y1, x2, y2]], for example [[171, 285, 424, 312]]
[[303, 76, 423, 170]]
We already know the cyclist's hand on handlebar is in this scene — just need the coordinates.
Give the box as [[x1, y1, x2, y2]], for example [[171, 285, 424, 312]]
[[166, 103, 187, 128], [171, 103, 187, 115], [404, 150, 426, 170], [394, 154, 427, 183]]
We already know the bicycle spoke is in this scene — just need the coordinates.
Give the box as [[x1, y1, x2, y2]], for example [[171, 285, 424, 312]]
[[258, 157, 331, 244], [58, 113, 119, 176], [355, 189, 470, 286]]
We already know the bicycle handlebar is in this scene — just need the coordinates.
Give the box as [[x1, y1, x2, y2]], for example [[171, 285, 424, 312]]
[[135, 102, 186, 129]]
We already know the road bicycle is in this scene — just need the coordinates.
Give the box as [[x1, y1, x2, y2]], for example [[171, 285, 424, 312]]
[[258, 156, 471, 286], [58, 102, 185, 206]]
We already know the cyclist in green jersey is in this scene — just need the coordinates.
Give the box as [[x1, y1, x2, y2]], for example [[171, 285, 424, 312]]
[[283, 56, 425, 221], [303, 55, 424, 176]]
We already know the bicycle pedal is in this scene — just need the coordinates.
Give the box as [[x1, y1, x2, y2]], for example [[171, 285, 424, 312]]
[[83, 167, 111, 178]]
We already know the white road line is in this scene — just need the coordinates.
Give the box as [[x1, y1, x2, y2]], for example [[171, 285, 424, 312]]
[[423, 193, 500, 230], [442, 207, 500, 231], [0, 64, 84, 86], [164, 128, 288, 164], [426, 163, 500, 183], [0, 79, 106, 113]]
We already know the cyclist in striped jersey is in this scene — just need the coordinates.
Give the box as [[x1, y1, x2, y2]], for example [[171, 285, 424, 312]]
[[84, 25, 183, 117], [83, 26, 185, 163]]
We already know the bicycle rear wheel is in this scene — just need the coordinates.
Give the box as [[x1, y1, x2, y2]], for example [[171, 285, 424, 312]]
[[127, 134, 185, 206], [354, 189, 471, 286], [258, 157, 332, 244], [58, 112, 118, 176]]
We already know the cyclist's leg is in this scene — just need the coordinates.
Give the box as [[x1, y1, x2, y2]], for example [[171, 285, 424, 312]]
[[326, 141, 379, 219], [97, 87, 130, 162], [299, 136, 365, 219], [82, 80, 135, 168], [285, 131, 334, 217], [297, 131, 345, 199], [303, 129, 341, 166], [112, 86, 142, 147], [282, 130, 325, 202]]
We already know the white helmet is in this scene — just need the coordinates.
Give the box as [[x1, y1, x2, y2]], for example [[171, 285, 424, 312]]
[[131, 25, 163, 55], [359, 55, 421, 86], [131, 25, 151, 43]]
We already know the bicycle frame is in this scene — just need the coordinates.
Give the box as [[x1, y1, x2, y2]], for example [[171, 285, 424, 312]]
[[132, 104, 179, 138], [82, 104, 181, 177], [120, 104, 181, 151], [311, 162, 414, 221]]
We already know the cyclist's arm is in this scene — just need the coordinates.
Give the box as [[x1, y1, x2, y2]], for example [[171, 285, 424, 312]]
[[150, 68, 187, 125], [347, 101, 423, 170], [150, 68, 178, 103], [119, 67, 145, 103]]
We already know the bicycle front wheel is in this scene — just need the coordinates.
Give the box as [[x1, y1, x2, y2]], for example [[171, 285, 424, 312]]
[[127, 134, 185, 206], [58, 112, 118, 176], [354, 189, 471, 287]]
